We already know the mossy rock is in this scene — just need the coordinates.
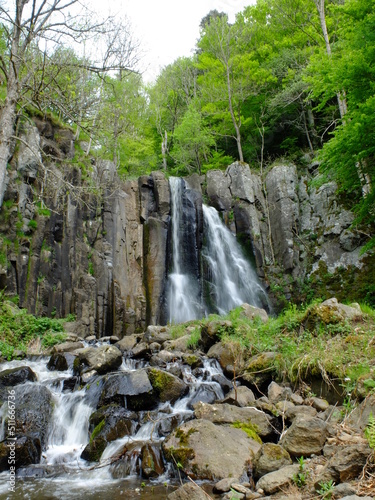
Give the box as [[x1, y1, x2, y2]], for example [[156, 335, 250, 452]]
[[241, 352, 280, 388], [148, 368, 187, 403]]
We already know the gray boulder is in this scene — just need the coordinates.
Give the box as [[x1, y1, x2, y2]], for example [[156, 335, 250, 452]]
[[280, 416, 327, 457], [75, 345, 122, 374], [255, 464, 300, 495], [167, 482, 209, 500], [193, 401, 274, 438], [254, 443, 292, 479], [163, 419, 260, 481]]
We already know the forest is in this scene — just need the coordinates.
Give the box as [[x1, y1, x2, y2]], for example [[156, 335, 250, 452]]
[[0, 0, 374, 245]]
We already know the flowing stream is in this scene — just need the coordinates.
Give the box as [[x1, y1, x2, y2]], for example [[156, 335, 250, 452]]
[[0, 353, 227, 499]]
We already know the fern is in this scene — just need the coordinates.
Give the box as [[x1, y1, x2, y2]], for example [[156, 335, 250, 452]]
[[365, 412, 375, 450]]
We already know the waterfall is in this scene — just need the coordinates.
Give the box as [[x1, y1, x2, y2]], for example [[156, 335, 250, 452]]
[[202, 204, 269, 314], [167, 177, 269, 322], [167, 177, 203, 323]]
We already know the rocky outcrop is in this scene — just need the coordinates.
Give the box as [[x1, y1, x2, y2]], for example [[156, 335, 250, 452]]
[[0, 118, 373, 334]]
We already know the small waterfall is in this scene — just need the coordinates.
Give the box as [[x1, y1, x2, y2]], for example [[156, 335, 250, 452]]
[[202, 204, 269, 314], [168, 177, 202, 323]]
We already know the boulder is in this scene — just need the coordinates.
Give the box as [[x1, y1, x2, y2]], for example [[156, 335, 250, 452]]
[[305, 396, 329, 412], [317, 442, 371, 484], [114, 334, 138, 353], [141, 443, 164, 478], [303, 298, 363, 330], [98, 370, 153, 410], [163, 335, 191, 352], [143, 325, 172, 344], [47, 352, 77, 371], [0, 366, 37, 387], [207, 342, 239, 373], [222, 386, 256, 407], [241, 352, 280, 388], [193, 402, 274, 438], [267, 382, 293, 404], [347, 394, 375, 431], [52, 341, 84, 353], [285, 405, 317, 423], [254, 443, 292, 479], [200, 321, 233, 351], [0, 435, 41, 471], [147, 367, 187, 403], [167, 482, 209, 500], [75, 345, 122, 374], [240, 303, 268, 323], [163, 419, 260, 480], [255, 464, 300, 495], [81, 405, 134, 462], [14, 384, 53, 448], [280, 416, 328, 457]]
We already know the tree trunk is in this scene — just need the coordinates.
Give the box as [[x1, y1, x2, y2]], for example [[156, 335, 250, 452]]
[[313, 0, 347, 119], [226, 64, 244, 162]]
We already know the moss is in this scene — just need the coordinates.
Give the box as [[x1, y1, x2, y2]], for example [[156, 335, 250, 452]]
[[231, 421, 262, 444], [175, 427, 197, 446], [148, 368, 174, 394], [90, 418, 105, 443], [164, 446, 195, 468]]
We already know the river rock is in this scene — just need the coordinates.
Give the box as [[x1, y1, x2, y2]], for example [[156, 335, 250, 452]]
[[254, 444, 293, 479], [143, 325, 172, 344], [81, 405, 134, 462], [280, 416, 328, 457], [14, 384, 53, 448], [267, 382, 293, 403], [114, 334, 138, 353], [141, 442, 164, 478], [222, 385, 256, 407], [346, 394, 375, 431], [147, 367, 187, 403], [0, 435, 41, 471], [0, 366, 37, 387], [75, 345, 122, 374], [47, 352, 77, 371], [163, 335, 190, 352], [52, 341, 84, 353], [167, 482, 209, 500], [163, 419, 260, 480], [255, 464, 300, 495], [98, 370, 153, 410], [193, 401, 274, 438], [305, 396, 329, 412]]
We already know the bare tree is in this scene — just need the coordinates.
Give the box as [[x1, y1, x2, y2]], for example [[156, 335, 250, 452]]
[[0, 1, 139, 206]]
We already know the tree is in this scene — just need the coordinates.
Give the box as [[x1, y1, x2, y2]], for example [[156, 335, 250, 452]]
[[170, 103, 215, 175], [198, 14, 274, 163], [0, 1, 138, 206]]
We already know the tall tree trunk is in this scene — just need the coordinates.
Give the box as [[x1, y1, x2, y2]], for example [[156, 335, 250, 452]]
[[313, 0, 348, 119], [226, 64, 244, 162]]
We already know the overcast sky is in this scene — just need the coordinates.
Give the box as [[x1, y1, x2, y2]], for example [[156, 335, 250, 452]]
[[87, 0, 255, 82]]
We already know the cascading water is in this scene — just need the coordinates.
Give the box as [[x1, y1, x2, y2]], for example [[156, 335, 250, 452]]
[[167, 177, 270, 322], [168, 177, 203, 323], [202, 204, 270, 314], [0, 347, 233, 499]]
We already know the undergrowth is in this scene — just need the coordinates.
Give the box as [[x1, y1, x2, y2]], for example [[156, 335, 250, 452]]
[[175, 300, 375, 397], [0, 292, 71, 359]]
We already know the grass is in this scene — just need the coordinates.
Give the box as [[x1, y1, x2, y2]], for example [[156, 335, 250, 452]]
[[0, 292, 71, 359], [175, 300, 375, 399]]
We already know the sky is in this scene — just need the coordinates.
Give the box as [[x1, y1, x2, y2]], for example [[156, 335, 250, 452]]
[[87, 0, 256, 82]]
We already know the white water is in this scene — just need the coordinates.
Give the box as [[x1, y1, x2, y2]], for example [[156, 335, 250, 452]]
[[168, 177, 202, 323], [202, 204, 269, 314], [167, 177, 270, 323]]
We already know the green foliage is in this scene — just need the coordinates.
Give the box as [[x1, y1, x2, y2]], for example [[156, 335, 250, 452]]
[[293, 456, 309, 488], [28, 219, 37, 230], [317, 480, 335, 499], [0, 293, 68, 358], [365, 413, 375, 450]]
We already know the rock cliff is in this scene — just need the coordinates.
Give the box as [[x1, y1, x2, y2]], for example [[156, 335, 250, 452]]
[[0, 118, 373, 338]]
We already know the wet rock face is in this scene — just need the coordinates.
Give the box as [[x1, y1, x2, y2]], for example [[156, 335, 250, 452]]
[[0, 366, 37, 387]]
